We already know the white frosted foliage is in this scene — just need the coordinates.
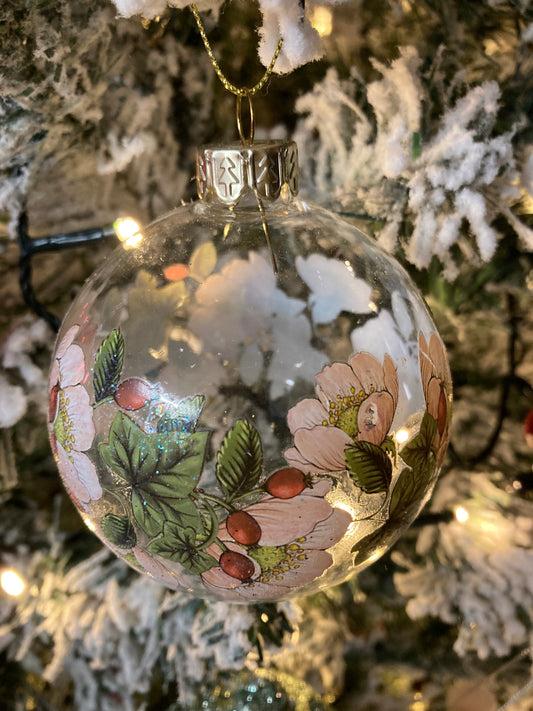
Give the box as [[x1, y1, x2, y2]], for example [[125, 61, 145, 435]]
[[111, 0, 351, 73], [113, 0, 221, 19], [294, 55, 532, 273], [1, 550, 265, 710], [394, 473, 533, 659], [0, 376, 27, 429], [0, 318, 52, 428]]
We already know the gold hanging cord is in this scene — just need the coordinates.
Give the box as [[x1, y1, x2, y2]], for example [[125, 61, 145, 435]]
[[190, 3, 282, 146], [190, 3, 283, 99], [190, 3, 283, 273]]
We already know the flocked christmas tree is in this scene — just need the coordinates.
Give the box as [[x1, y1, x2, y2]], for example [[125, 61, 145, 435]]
[[1, 1, 533, 710]]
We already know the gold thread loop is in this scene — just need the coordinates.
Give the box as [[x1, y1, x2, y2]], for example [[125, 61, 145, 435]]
[[236, 92, 255, 146], [190, 3, 283, 98], [191, 3, 283, 277], [254, 188, 278, 275]]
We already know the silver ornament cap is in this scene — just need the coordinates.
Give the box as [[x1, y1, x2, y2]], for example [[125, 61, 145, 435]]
[[196, 140, 299, 206]]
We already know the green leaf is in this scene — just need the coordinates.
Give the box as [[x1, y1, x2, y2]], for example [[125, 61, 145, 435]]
[[131, 489, 166, 537], [99, 440, 129, 482], [100, 413, 211, 537], [101, 513, 137, 548], [145, 472, 196, 499], [148, 523, 218, 573], [159, 497, 202, 532], [345, 440, 393, 494], [123, 552, 142, 570], [216, 419, 263, 500], [93, 329, 124, 403], [400, 412, 437, 474], [157, 395, 205, 434], [195, 501, 220, 548], [351, 466, 432, 565], [155, 431, 209, 483], [381, 435, 397, 463], [351, 522, 391, 565], [350, 416, 441, 566], [100, 413, 208, 491], [389, 468, 418, 520], [99, 412, 157, 484]]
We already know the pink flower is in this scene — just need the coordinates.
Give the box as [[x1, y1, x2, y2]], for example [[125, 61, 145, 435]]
[[132, 547, 188, 590], [419, 333, 452, 466], [284, 353, 399, 474], [49, 325, 102, 505], [201, 480, 352, 601]]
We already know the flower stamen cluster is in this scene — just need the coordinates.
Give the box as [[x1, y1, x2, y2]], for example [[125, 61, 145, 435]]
[[322, 387, 369, 437], [249, 539, 308, 584]]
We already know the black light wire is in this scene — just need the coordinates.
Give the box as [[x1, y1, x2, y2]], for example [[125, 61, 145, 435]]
[[17, 210, 117, 332]]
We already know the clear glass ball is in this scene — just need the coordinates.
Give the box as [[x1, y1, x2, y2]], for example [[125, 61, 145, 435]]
[[48, 188, 452, 602]]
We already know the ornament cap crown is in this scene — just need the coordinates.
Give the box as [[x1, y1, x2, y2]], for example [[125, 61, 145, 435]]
[[196, 140, 299, 206]]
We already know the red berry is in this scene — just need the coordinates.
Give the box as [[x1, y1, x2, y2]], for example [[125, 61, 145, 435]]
[[114, 378, 152, 410], [265, 468, 306, 499], [219, 551, 255, 580], [437, 388, 448, 436], [49, 383, 59, 422], [226, 511, 262, 545]]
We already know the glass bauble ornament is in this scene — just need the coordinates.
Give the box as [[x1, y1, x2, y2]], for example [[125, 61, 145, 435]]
[[48, 140, 452, 602], [169, 669, 333, 711]]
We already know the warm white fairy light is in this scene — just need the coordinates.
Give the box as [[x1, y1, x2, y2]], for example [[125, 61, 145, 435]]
[[114, 217, 140, 240], [455, 506, 469, 523], [113, 217, 143, 248], [395, 428, 409, 444], [1, 569, 25, 596], [124, 232, 143, 249], [310, 6, 333, 37]]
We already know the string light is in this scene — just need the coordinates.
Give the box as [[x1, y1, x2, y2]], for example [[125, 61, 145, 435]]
[[310, 6, 333, 37], [1, 569, 25, 596], [455, 506, 469, 523], [113, 217, 143, 249]]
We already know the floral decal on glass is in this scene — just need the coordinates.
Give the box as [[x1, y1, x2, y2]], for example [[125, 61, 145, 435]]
[[201, 479, 351, 601], [350, 332, 452, 564], [49, 325, 102, 506], [61, 328, 352, 596], [285, 353, 399, 491], [419, 333, 452, 468], [50, 325, 450, 598]]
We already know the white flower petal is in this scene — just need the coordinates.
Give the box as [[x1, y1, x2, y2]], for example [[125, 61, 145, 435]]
[[56, 325, 80, 359], [133, 548, 188, 590], [64, 385, 95, 451], [304, 508, 352, 549], [287, 398, 328, 432], [56, 443, 101, 505], [252, 495, 333, 546], [59, 344, 86, 387], [69, 450, 102, 502]]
